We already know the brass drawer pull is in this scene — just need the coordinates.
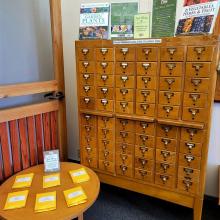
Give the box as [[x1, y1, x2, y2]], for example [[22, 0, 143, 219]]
[[100, 48, 108, 55], [82, 48, 89, 55], [161, 138, 171, 147], [120, 88, 128, 96], [85, 125, 92, 132], [139, 158, 148, 166], [83, 74, 90, 81], [120, 164, 128, 173], [166, 63, 176, 71], [189, 93, 200, 103], [140, 121, 149, 130], [83, 62, 89, 68], [140, 104, 149, 113], [192, 63, 203, 73], [101, 62, 108, 69], [167, 48, 176, 56], [84, 97, 90, 104], [103, 161, 110, 167], [101, 87, 108, 95], [160, 163, 170, 172], [161, 125, 171, 135], [139, 146, 148, 154], [103, 150, 109, 158], [165, 78, 175, 88], [86, 157, 92, 164], [188, 108, 199, 119], [120, 154, 128, 161], [121, 48, 129, 55], [184, 167, 194, 175], [183, 180, 192, 191], [83, 86, 90, 94], [101, 75, 108, 82], [143, 48, 151, 56], [141, 90, 150, 101], [121, 143, 128, 152], [139, 169, 147, 177], [185, 155, 195, 163], [85, 146, 92, 153], [101, 99, 108, 107], [142, 77, 151, 87], [102, 140, 110, 147], [164, 92, 174, 103], [160, 175, 169, 183], [161, 150, 170, 160], [121, 75, 129, 83], [163, 106, 173, 114], [120, 119, 128, 127], [120, 131, 128, 139], [84, 115, 91, 121], [142, 63, 151, 70], [191, 79, 201, 87], [186, 128, 198, 139], [121, 62, 128, 69], [120, 102, 128, 111], [85, 137, 91, 143], [102, 117, 109, 127], [194, 47, 205, 59], [185, 142, 195, 151], [140, 135, 148, 142], [102, 128, 109, 136]]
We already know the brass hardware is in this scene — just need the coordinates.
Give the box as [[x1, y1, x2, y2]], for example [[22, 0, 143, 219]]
[[121, 143, 128, 152], [103, 161, 110, 167], [191, 78, 201, 87], [161, 150, 170, 160], [85, 136, 91, 143], [161, 138, 171, 147], [185, 142, 195, 151], [184, 167, 194, 175], [120, 164, 128, 173], [185, 155, 195, 163], [183, 180, 192, 191], [121, 48, 129, 55], [100, 48, 108, 55], [141, 90, 150, 101], [165, 78, 175, 88], [120, 131, 128, 139], [84, 115, 91, 121], [186, 128, 198, 139], [101, 75, 108, 82], [140, 135, 148, 142], [167, 48, 176, 55], [85, 146, 92, 153], [83, 62, 89, 68], [140, 104, 149, 113], [101, 99, 108, 107], [164, 92, 174, 103], [142, 63, 151, 70], [188, 108, 199, 119], [82, 48, 89, 55], [103, 150, 109, 158], [160, 175, 169, 183], [192, 63, 203, 74], [143, 48, 151, 56], [140, 122, 149, 130], [85, 125, 91, 132], [120, 119, 128, 128], [120, 88, 128, 96], [194, 47, 205, 59], [102, 117, 109, 126], [86, 157, 92, 164], [84, 97, 90, 104], [189, 93, 200, 103], [161, 125, 171, 135], [83, 74, 90, 81], [101, 62, 108, 69], [121, 75, 128, 84], [120, 154, 128, 161], [120, 102, 128, 111], [101, 87, 108, 95], [102, 140, 110, 147], [139, 158, 147, 166], [139, 146, 148, 154], [139, 169, 147, 177], [166, 63, 176, 73], [102, 128, 109, 136], [121, 62, 128, 69], [83, 86, 90, 94], [163, 106, 173, 114], [160, 163, 169, 172], [142, 77, 151, 88]]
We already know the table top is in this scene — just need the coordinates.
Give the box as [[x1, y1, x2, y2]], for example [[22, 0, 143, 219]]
[[0, 162, 100, 220]]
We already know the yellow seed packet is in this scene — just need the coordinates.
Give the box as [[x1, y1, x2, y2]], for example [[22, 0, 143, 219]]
[[69, 168, 90, 183], [63, 186, 87, 207], [34, 191, 56, 213], [12, 173, 34, 189], [4, 190, 29, 210], [43, 173, 60, 188]]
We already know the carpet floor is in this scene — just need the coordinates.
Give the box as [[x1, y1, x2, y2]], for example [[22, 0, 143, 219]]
[[84, 184, 220, 220]]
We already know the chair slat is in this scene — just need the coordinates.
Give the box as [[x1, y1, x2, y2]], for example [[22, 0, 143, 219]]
[[50, 111, 58, 150], [43, 113, 51, 151], [35, 114, 44, 163]]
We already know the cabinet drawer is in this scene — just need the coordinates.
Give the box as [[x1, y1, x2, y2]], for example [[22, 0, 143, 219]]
[[82, 155, 97, 169], [178, 166, 200, 182], [78, 61, 95, 73], [96, 74, 114, 87], [183, 92, 207, 108], [136, 121, 155, 135], [136, 134, 155, 147], [186, 62, 211, 77], [179, 153, 201, 169], [135, 169, 154, 182], [179, 141, 202, 156], [96, 62, 114, 74], [159, 91, 181, 105], [80, 73, 94, 85], [137, 62, 157, 76], [98, 128, 114, 140], [80, 85, 95, 97], [116, 75, 135, 88], [156, 137, 177, 152], [184, 77, 210, 93], [155, 173, 175, 188], [160, 62, 183, 76], [81, 114, 97, 126], [97, 87, 114, 99], [157, 124, 178, 139], [158, 105, 180, 120], [177, 178, 198, 194], [81, 124, 96, 137], [116, 101, 134, 114], [115, 47, 136, 61], [82, 145, 97, 157], [156, 162, 176, 175], [137, 76, 157, 90], [116, 88, 134, 101], [77, 47, 94, 60], [137, 47, 158, 61], [99, 160, 115, 173], [160, 46, 184, 61], [115, 62, 135, 75], [116, 142, 134, 154], [135, 146, 154, 159], [99, 150, 114, 161], [159, 77, 182, 91], [95, 48, 114, 61], [116, 131, 135, 144], [96, 99, 114, 112], [187, 46, 214, 61], [182, 107, 207, 123], [98, 116, 115, 129], [116, 153, 133, 166], [181, 127, 204, 142], [80, 97, 96, 110], [136, 103, 155, 117], [81, 135, 96, 148], [116, 119, 135, 131], [156, 149, 176, 164], [135, 158, 154, 171], [136, 89, 156, 103], [98, 139, 114, 151], [116, 165, 133, 178]]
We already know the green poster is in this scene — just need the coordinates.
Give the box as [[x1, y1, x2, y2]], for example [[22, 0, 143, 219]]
[[111, 2, 138, 39], [152, 0, 177, 38]]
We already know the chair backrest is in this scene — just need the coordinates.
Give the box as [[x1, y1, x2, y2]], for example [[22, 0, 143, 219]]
[[0, 101, 59, 183]]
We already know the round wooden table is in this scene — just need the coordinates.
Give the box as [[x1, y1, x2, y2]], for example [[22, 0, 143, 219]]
[[0, 162, 100, 220]]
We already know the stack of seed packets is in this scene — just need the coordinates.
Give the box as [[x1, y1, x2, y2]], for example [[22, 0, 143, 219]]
[[34, 191, 56, 213], [63, 186, 87, 207], [12, 173, 34, 189], [69, 168, 90, 183], [43, 173, 60, 189]]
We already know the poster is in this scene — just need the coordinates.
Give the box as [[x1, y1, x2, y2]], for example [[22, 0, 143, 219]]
[[134, 13, 151, 39]]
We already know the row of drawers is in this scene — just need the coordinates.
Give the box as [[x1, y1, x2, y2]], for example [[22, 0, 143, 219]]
[[78, 46, 215, 62]]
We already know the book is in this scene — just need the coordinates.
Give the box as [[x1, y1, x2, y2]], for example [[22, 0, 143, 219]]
[[79, 3, 110, 40], [134, 13, 151, 39], [43, 173, 60, 188], [111, 2, 138, 39], [4, 190, 29, 210], [69, 168, 90, 183], [34, 191, 56, 213], [152, 0, 177, 37], [176, 0, 220, 35], [63, 186, 87, 207], [12, 173, 34, 189]]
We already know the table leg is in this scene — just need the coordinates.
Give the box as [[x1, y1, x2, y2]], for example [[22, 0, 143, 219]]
[[78, 213, 83, 220]]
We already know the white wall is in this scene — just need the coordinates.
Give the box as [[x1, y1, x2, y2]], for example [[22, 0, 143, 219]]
[[61, 0, 220, 197]]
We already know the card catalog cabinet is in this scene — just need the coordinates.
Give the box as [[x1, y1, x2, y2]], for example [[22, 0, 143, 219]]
[[75, 36, 219, 220]]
